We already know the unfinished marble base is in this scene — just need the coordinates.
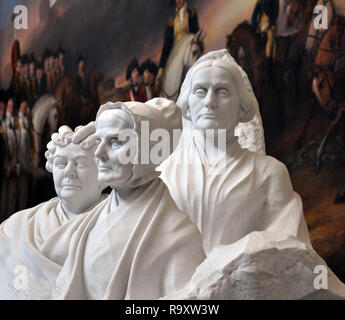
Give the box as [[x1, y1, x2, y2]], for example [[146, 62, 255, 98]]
[[161, 231, 345, 300]]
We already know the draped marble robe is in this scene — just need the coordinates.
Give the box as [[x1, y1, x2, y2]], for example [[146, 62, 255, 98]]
[[53, 99, 206, 300], [0, 197, 104, 299], [54, 179, 205, 300], [157, 128, 311, 256]]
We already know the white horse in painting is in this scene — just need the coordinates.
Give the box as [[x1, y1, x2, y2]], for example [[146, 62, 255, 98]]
[[31, 94, 59, 169], [160, 31, 205, 102]]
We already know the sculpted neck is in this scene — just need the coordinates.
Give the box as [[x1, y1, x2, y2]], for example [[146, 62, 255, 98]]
[[193, 125, 237, 150], [111, 186, 136, 208], [110, 181, 152, 209]]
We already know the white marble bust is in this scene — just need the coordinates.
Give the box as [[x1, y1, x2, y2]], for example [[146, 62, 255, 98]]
[[0, 124, 104, 299], [53, 98, 205, 300], [45, 125, 103, 219], [158, 49, 311, 255], [157, 50, 345, 299], [179, 49, 266, 154]]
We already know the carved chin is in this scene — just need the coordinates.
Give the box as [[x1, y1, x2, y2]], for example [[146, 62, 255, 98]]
[[61, 186, 82, 199], [97, 171, 112, 183], [97, 172, 121, 187], [194, 118, 223, 130]]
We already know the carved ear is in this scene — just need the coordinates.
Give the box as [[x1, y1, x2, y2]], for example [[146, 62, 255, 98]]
[[184, 106, 192, 121]]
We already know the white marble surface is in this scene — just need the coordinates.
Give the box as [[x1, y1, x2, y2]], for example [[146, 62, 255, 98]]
[[161, 231, 345, 300]]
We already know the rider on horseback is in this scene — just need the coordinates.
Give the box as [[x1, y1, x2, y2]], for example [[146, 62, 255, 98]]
[[252, 0, 280, 61], [156, 0, 200, 89]]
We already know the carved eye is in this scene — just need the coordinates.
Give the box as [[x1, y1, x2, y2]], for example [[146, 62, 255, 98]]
[[110, 137, 122, 147], [96, 138, 101, 145], [75, 159, 87, 168], [216, 88, 230, 96], [318, 81, 325, 89], [195, 88, 207, 97], [54, 160, 66, 169]]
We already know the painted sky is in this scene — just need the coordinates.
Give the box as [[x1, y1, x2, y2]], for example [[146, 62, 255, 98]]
[[0, 0, 257, 88]]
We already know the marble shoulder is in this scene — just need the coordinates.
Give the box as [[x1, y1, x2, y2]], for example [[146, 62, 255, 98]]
[[2, 198, 59, 229], [161, 185, 197, 228], [253, 152, 291, 183]]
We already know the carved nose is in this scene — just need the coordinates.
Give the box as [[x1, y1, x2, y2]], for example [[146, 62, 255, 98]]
[[204, 90, 216, 109], [64, 162, 77, 178], [95, 142, 107, 161]]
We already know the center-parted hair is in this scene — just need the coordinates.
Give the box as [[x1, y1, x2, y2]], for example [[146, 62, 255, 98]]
[[177, 49, 258, 123]]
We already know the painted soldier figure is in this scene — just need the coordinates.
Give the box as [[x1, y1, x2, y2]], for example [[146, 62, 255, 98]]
[[48, 49, 57, 92], [124, 57, 146, 102], [35, 61, 47, 98], [0, 91, 9, 222], [20, 55, 32, 105], [157, 0, 200, 81], [252, 0, 280, 60], [75, 54, 88, 101], [140, 59, 159, 101], [54, 50, 61, 84], [16, 100, 32, 211], [43, 49, 54, 94], [58, 46, 65, 80], [3, 98, 19, 219], [29, 53, 37, 103], [9, 59, 22, 100]]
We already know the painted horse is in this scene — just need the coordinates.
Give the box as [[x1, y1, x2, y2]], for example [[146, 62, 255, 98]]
[[312, 5, 345, 167], [160, 30, 205, 101], [226, 22, 266, 105], [296, 0, 345, 167], [29, 94, 60, 205]]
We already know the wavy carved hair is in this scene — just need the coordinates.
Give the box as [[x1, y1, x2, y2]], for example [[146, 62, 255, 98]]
[[45, 124, 97, 173]]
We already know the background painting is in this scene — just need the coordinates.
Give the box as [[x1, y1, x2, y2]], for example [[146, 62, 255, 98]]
[[0, 0, 257, 87]]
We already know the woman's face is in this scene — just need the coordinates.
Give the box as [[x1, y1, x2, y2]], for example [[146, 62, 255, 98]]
[[52, 143, 100, 207], [95, 110, 134, 189], [187, 66, 241, 132]]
